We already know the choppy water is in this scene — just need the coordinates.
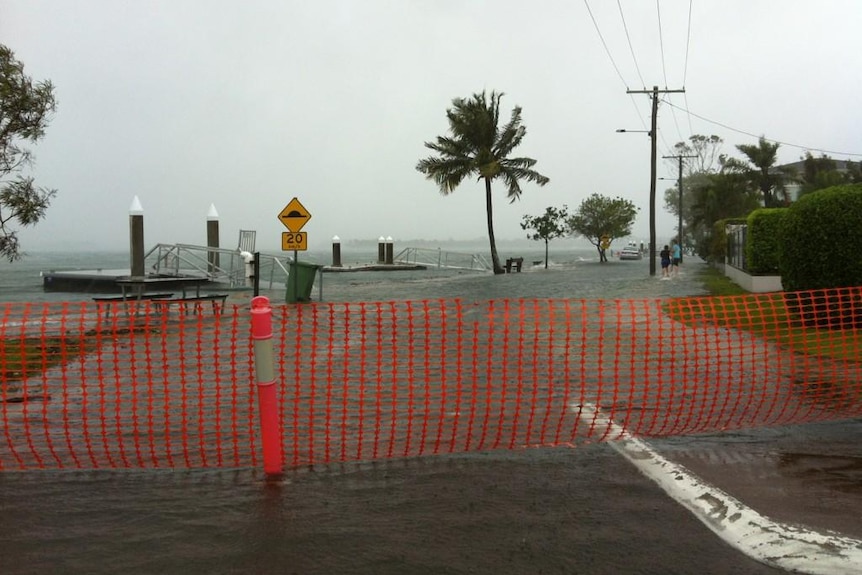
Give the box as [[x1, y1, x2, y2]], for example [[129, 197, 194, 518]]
[[0, 251, 131, 302], [1, 249, 785, 575], [0, 245, 704, 304]]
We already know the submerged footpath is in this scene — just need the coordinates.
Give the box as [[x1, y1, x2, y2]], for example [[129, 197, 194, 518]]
[[244, 257, 711, 306]]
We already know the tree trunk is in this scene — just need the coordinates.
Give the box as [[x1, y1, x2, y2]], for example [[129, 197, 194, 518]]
[[485, 178, 504, 274], [544, 239, 549, 269]]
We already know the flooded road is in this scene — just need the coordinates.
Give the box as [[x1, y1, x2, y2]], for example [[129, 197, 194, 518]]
[[651, 418, 862, 541], [1, 257, 859, 573], [0, 444, 787, 574]]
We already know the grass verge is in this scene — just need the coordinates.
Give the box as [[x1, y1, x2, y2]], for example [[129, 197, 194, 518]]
[[1, 327, 151, 397], [1, 334, 98, 397], [666, 265, 860, 363]]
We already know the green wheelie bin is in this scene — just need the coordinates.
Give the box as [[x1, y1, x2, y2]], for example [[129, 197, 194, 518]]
[[286, 261, 321, 303]]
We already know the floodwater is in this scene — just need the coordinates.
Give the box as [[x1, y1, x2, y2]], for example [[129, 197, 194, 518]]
[[0, 249, 857, 573], [0, 447, 784, 575], [651, 418, 862, 540]]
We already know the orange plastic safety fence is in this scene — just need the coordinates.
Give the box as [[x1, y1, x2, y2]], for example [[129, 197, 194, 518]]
[[1, 288, 860, 470]]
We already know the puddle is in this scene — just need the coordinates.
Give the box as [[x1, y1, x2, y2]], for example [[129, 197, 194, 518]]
[[778, 452, 862, 494]]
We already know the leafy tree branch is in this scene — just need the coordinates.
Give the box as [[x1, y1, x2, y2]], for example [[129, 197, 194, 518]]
[[0, 44, 57, 261]]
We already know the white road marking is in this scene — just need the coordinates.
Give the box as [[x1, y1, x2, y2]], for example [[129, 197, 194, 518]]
[[575, 402, 862, 575]]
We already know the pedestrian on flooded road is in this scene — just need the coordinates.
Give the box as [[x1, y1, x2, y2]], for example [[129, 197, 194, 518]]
[[660, 244, 671, 279]]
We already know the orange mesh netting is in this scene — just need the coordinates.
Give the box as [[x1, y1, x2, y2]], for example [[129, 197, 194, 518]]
[[1, 288, 860, 470]]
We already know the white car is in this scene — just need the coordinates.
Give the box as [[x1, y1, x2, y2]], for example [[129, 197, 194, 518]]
[[618, 244, 642, 260]]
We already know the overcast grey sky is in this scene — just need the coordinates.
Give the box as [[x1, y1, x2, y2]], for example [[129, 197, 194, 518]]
[[3, 0, 861, 252]]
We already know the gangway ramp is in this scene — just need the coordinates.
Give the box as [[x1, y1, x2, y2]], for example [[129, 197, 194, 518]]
[[394, 247, 492, 272], [145, 243, 290, 289]]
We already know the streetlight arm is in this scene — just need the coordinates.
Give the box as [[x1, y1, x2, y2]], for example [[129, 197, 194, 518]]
[[616, 129, 651, 135]]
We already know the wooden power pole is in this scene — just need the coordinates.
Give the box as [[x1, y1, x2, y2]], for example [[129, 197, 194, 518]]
[[662, 154, 697, 263], [627, 86, 685, 276]]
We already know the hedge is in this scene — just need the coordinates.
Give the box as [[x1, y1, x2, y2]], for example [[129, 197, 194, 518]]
[[779, 184, 862, 328], [779, 184, 862, 291], [745, 208, 786, 275]]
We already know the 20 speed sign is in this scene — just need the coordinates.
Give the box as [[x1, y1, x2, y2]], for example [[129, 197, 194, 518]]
[[281, 232, 307, 251]]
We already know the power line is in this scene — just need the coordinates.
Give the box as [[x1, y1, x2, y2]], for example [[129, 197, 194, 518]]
[[654, 98, 677, 157], [584, 0, 629, 89], [666, 94, 685, 145], [683, 93, 694, 136], [682, 0, 693, 86], [661, 99, 862, 158], [682, 0, 695, 136], [654, 0, 685, 145], [656, 0, 669, 88], [627, 86, 686, 277], [587, 0, 690, 153], [629, 95, 650, 131], [617, 0, 646, 88]]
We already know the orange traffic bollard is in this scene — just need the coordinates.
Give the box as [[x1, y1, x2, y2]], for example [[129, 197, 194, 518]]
[[250, 296, 283, 477]]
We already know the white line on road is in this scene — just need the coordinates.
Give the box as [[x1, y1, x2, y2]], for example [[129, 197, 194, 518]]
[[575, 402, 862, 575]]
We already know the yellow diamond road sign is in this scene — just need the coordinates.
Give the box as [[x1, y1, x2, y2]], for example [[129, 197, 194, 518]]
[[278, 197, 311, 232]]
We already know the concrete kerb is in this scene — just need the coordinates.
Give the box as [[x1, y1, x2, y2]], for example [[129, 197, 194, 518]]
[[577, 403, 862, 575]]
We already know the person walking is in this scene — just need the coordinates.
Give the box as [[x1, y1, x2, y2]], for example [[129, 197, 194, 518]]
[[671, 240, 682, 277], [660, 244, 671, 279]]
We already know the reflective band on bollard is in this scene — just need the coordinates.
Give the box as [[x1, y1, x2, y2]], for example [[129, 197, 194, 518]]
[[250, 296, 283, 476]]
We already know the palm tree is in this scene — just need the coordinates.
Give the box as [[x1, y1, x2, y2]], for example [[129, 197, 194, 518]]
[[689, 170, 760, 231], [416, 91, 549, 274], [687, 166, 761, 259], [724, 136, 794, 207]]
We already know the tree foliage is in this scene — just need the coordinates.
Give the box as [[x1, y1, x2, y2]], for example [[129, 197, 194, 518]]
[[566, 194, 638, 260], [662, 171, 708, 239], [0, 44, 57, 261], [662, 135, 724, 251], [723, 136, 794, 208], [416, 91, 549, 274], [520, 205, 569, 269], [686, 164, 761, 259], [798, 152, 853, 197], [670, 134, 724, 175]]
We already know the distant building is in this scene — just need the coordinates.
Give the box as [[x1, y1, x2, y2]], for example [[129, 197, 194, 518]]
[[776, 158, 854, 202]]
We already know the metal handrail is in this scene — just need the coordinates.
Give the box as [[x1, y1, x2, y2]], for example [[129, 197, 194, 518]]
[[144, 244, 292, 289], [141, 243, 491, 290], [393, 247, 492, 272]]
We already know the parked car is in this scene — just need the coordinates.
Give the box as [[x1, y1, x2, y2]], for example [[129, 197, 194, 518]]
[[619, 243, 642, 260]]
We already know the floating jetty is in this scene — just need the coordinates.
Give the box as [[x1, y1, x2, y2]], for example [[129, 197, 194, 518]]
[[321, 263, 427, 273], [39, 242, 490, 295], [41, 269, 131, 293], [41, 270, 218, 294]]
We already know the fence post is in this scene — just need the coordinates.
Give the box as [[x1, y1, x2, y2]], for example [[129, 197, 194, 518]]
[[250, 296, 283, 477]]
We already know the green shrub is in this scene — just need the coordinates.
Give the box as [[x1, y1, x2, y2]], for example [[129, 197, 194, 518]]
[[780, 184, 862, 291], [780, 184, 862, 328], [745, 208, 786, 275]]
